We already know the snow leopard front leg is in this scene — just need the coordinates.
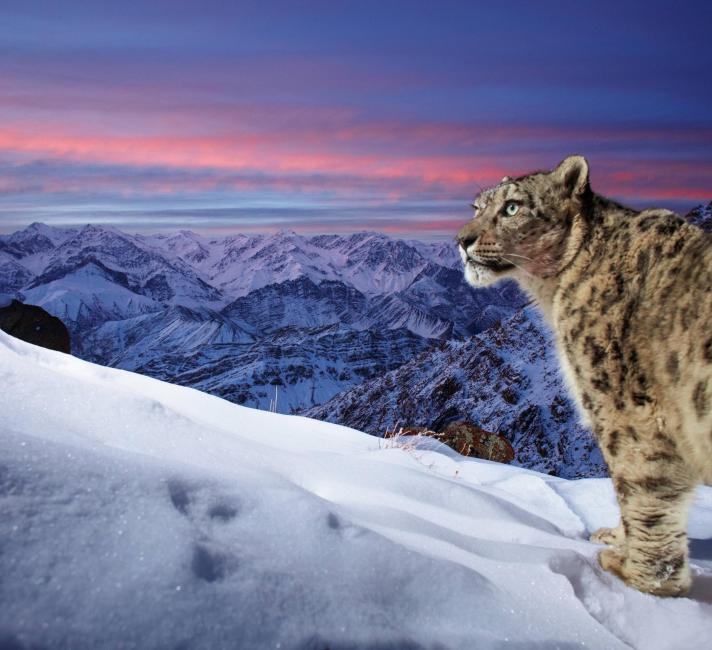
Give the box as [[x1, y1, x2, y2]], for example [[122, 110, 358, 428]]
[[594, 424, 695, 596], [589, 426, 627, 548]]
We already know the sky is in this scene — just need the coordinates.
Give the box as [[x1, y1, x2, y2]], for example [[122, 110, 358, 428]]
[[1, 0, 711, 239]]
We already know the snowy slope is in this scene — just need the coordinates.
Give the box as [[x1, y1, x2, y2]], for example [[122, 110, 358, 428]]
[[0, 257, 34, 292], [21, 261, 160, 326], [1, 332, 711, 650], [77, 305, 255, 364]]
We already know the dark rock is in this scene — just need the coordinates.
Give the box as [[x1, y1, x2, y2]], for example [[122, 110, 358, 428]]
[[0, 300, 71, 354], [430, 376, 461, 406]]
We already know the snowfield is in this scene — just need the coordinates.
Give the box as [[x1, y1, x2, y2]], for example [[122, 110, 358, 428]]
[[1, 332, 711, 650]]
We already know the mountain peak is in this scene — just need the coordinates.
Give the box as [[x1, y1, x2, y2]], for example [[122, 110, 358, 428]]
[[271, 228, 300, 239], [80, 223, 118, 234], [176, 229, 202, 239]]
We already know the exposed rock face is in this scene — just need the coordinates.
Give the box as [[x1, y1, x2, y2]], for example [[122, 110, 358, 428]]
[[81, 313, 432, 413], [0, 299, 71, 354], [439, 421, 515, 463]]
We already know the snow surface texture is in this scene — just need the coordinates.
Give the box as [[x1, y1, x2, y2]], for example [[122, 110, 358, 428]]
[[1, 332, 711, 649]]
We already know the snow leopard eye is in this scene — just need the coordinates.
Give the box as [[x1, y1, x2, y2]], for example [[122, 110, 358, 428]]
[[505, 202, 519, 216]]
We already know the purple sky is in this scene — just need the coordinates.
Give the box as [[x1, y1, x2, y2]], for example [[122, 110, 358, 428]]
[[1, 0, 711, 238]]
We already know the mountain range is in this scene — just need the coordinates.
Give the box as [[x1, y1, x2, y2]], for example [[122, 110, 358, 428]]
[[0, 222, 524, 415], [2, 201, 707, 477]]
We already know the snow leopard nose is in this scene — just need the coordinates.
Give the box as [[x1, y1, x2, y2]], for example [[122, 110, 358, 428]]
[[457, 221, 482, 250], [458, 234, 477, 250]]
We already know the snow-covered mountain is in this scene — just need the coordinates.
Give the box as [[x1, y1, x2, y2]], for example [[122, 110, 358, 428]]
[[1, 222, 525, 415], [307, 308, 607, 479], [141, 228, 461, 299], [0, 221, 77, 260], [2, 330, 711, 649], [0, 257, 33, 292], [80, 311, 432, 412], [28, 224, 225, 309], [3, 222, 520, 333]]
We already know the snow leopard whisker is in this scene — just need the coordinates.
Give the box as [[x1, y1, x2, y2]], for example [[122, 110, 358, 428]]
[[501, 252, 534, 262], [500, 255, 534, 277]]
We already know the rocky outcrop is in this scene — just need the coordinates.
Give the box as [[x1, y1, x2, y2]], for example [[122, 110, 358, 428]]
[[0, 299, 71, 353]]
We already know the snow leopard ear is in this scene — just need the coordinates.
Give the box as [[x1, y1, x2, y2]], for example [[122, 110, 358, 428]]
[[554, 155, 589, 196]]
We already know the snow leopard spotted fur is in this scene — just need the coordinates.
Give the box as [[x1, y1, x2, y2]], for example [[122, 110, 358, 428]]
[[457, 156, 712, 596]]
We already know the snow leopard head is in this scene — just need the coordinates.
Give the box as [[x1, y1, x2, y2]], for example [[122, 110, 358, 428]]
[[457, 155, 590, 287]]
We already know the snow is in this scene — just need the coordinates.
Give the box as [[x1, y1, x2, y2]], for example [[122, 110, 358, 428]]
[[142, 228, 441, 300], [22, 262, 158, 323], [1, 331, 711, 649]]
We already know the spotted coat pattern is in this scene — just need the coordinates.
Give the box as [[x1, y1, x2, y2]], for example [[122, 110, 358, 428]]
[[457, 156, 712, 597]]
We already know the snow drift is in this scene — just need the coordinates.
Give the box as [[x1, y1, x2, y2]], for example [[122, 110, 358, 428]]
[[1, 331, 711, 649]]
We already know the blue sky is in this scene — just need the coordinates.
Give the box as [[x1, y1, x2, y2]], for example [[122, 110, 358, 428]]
[[1, 0, 710, 237]]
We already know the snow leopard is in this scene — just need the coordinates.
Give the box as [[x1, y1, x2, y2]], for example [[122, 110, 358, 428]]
[[457, 155, 712, 596]]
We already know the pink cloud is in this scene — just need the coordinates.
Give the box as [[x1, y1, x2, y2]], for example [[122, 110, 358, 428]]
[[0, 116, 710, 211]]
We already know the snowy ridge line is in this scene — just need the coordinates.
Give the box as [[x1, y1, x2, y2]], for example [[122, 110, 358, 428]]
[[0, 223, 463, 306], [1, 330, 711, 649]]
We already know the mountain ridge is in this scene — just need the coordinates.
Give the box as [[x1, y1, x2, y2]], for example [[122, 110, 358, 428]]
[[1, 221, 525, 417]]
